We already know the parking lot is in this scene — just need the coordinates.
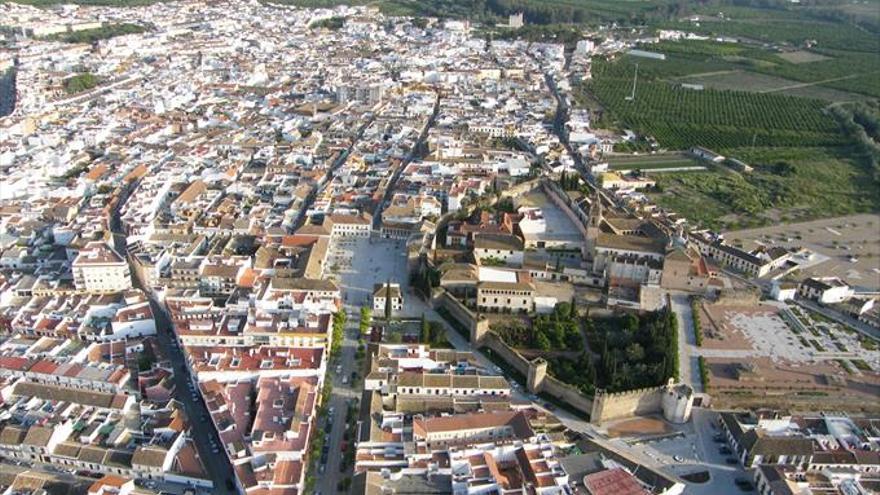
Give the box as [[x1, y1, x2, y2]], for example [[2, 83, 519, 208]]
[[622, 409, 751, 495], [727, 213, 880, 291]]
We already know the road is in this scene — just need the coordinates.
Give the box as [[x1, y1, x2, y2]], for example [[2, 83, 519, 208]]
[[679, 408, 749, 494], [314, 308, 367, 494], [542, 70, 627, 215], [371, 93, 440, 230], [109, 189, 235, 495], [796, 298, 880, 340]]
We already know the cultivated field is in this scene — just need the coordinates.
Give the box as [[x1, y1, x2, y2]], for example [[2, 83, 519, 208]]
[[589, 73, 845, 150], [679, 70, 867, 102], [777, 50, 832, 64]]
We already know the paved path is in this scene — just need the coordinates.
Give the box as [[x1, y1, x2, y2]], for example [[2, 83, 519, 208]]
[[758, 72, 868, 93], [669, 293, 702, 393]]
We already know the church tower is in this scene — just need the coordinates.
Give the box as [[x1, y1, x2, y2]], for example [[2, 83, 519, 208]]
[[585, 191, 603, 255]]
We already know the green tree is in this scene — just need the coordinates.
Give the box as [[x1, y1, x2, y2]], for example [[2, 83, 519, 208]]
[[64, 73, 99, 94], [359, 306, 372, 334], [535, 332, 551, 351], [420, 313, 430, 343], [331, 310, 346, 358], [625, 343, 645, 362]]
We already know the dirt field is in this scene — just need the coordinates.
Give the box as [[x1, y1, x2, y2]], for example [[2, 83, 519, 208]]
[[605, 416, 673, 438], [705, 355, 880, 412], [698, 300, 880, 412], [698, 303, 755, 351], [726, 213, 880, 291], [777, 50, 832, 64], [679, 70, 865, 102]]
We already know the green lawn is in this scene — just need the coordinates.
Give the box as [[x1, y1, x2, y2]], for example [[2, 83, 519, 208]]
[[606, 154, 701, 171]]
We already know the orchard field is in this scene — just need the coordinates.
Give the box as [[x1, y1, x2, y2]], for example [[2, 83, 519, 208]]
[[589, 71, 846, 150]]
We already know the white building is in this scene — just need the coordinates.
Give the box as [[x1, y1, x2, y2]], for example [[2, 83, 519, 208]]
[[324, 213, 372, 237], [770, 281, 798, 302], [373, 283, 404, 315], [798, 277, 853, 304], [473, 233, 524, 266], [72, 242, 133, 294]]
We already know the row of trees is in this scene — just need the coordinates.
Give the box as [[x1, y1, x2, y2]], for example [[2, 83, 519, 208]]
[[47, 23, 146, 44], [359, 307, 371, 334], [558, 169, 580, 191], [331, 310, 346, 358], [829, 101, 880, 181]]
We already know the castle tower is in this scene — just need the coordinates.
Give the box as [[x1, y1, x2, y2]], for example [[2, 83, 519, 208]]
[[527, 358, 548, 394], [661, 378, 694, 424]]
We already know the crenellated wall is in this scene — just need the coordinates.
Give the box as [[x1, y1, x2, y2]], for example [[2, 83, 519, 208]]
[[590, 385, 665, 424]]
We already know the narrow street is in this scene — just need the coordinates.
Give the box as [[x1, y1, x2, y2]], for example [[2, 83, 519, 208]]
[[292, 115, 375, 232], [371, 93, 440, 230], [109, 194, 235, 495]]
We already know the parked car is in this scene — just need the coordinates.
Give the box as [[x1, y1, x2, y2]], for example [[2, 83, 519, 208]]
[[735, 478, 755, 491], [726, 458, 739, 465], [720, 446, 732, 455]]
